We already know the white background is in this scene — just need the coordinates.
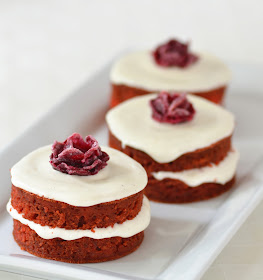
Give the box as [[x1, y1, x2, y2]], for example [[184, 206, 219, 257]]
[[0, 0, 263, 279]]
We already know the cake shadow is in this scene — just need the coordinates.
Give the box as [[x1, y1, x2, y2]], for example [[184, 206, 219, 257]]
[[84, 216, 203, 279]]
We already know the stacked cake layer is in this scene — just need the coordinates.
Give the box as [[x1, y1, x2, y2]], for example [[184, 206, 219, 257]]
[[8, 146, 150, 263], [110, 51, 231, 107], [106, 94, 239, 203]]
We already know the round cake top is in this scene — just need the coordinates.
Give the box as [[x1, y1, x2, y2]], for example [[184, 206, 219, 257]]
[[11, 146, 148, 207], [106, 94, 235, 163], [110, 51, 231, 92]]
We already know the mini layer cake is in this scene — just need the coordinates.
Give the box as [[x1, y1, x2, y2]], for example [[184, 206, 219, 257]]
[[7, 134, 150, 263], [110, 39, 231, 107], [106, 92, 239, 203]]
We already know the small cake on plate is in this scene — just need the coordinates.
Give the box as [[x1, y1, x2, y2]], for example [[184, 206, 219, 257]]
[[110, 39, 231, 107], [106, 92, 239, 203], [7, 133, 150, 263]]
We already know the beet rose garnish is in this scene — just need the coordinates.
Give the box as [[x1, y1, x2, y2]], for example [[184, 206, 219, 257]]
[[50, 133, 109, 176], [150, 92, 195, 124], [153, 39, 199, 68]]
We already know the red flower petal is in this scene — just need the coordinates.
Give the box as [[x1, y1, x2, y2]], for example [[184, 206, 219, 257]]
[[150, 92, 195, 124], [50, 133, 109, 176], [153, 39, 199, 68]]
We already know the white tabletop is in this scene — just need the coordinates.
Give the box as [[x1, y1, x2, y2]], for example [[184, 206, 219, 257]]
[[1, 1, 263, 279]]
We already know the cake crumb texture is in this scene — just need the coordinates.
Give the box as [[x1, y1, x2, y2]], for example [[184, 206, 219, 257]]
[[11, 186, 144, 230], [13, 220, 144, 263]]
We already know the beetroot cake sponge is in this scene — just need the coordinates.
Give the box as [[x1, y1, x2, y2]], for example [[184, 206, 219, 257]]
[[7, 134, 150, 263], [106, 92, 239, 203], [110, 39, 231, 107]]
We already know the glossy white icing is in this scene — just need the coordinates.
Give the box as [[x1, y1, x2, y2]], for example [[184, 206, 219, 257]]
[[106, 94, 235, 163], [152, 149, 239, 186], [110, 51, 231, 92], [7, 196, 150, 240], [11, 146, 147, 206]]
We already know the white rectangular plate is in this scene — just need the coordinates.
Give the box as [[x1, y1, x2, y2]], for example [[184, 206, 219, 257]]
[[0, 62, 263, 280]]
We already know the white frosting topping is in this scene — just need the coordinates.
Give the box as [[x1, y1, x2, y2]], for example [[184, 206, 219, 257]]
[[110, 51, 231, 92], [7, 196, 150, 240], [11, 146, 147, 206], [152, 149, 239, 186], [106, 94, 235, 163]]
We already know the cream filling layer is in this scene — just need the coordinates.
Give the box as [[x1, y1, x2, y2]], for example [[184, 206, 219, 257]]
[[110, 51, 231, 92], [7, 196, 150, 240], [152, 149, 239, 186], [106, 94, 235, 163], [11, 146, 147, 207]]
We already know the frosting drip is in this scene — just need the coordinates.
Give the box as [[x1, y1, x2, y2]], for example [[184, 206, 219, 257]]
[[7, 196, 150, 240], [152, 149, 239, 186]]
